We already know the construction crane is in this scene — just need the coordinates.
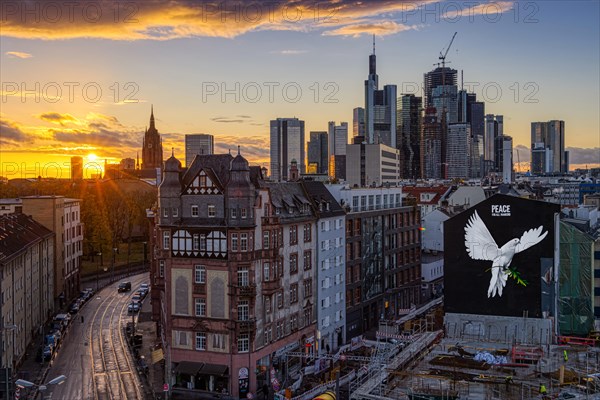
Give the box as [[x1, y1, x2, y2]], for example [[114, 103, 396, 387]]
[[439, 32, 457, 70]]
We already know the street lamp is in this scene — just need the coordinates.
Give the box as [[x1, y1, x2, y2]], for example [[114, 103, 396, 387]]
[[0, 324, 17, 400], [15, 375, 67, 397]]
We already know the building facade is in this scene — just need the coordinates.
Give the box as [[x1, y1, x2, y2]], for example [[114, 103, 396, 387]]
[[326, 186, 422, 339], [21, 196, 83, 307], [352, 107, 365, 137], [152, 152, 318, 398], [328, 121, 348, 181], [307, 131, 328, 175], [346, 143, 401, 187], [0, 214, 54, 374], [142, 106, 164, 171], [446, 123, 470, 179], [270, 118, 305, 182], [399, 94, 422, 180], [421, 107, 442, 179], [185, 134, 215, 167], [531, 120, 566, 174]]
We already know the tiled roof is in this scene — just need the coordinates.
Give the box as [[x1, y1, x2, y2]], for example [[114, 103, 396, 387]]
[[300, 180, 345, 218], [182, 154, 235, 189], [0, 213, 53, 263], [403, 186, 450, 205], [259, 181, 314, 221]]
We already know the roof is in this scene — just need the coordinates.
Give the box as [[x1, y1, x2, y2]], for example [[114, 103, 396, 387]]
[[259, 181, 314, 222], [403, 186, 450, 205], [182, 154, 235, 189], [300, 180, 345, 218], [0, 213, 53, 263]]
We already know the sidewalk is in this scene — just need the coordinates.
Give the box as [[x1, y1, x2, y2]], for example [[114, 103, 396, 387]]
[[135, 296, 165, 399]]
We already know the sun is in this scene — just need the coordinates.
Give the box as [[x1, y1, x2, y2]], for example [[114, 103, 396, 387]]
[[87, 153, 98, 161]]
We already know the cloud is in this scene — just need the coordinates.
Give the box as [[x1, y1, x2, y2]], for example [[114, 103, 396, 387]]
[[0, 118, 33, 144], [442, 1, 515, 20], [5, 51, 33, 59], [211, 116, 246, 123], [566, 147, 600, 165], [322, 20, 420, 37], [270, 50, 308, 55], [214, 135, 270, 163], [37, 112, 79, 126], [0, 0, 435, 40]]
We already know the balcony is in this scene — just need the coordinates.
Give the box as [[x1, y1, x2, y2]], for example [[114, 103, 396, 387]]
[[237, 318, 257, 332], [193, 284, 206, 295], [230, 283, 257, 298], [261, 279, 280, 295]]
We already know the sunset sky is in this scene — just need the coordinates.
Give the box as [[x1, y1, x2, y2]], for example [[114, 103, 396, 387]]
[[1, 0, 599, 178]]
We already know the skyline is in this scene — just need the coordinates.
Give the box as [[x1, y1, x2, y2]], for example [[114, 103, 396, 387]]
[[1, 0, 599, 177]]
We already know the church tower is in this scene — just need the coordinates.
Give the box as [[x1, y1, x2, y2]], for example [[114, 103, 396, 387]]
[[141, 105, 164, 170]]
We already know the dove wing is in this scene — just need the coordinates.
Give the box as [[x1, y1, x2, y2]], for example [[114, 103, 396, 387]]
[[464, 211, 499, 261], [515, 225, 548, 254]]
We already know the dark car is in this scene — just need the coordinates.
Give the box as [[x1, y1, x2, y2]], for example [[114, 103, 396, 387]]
[[118, 282, 132, 292]]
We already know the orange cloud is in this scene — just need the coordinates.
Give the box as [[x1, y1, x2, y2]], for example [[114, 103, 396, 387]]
[[5, 51, 33, 58], [0, 0, 437, 40]]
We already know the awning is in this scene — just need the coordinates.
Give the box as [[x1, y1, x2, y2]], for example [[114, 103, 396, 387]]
[[151, 349, 164, 364], [199, 363, 229, 376], [174, 361, 203, 375]]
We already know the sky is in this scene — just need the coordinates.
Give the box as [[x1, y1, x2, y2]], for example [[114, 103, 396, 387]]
[[1, 0, 599, 178]]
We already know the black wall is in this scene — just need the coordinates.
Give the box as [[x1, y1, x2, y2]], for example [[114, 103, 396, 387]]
[[444, 194, 560, 318]]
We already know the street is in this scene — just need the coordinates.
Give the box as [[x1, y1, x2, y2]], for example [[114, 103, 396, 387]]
[[40, 273, 149, 400]]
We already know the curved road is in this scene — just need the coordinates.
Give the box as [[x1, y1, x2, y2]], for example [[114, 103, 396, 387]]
[[41, 273, 149, 400]]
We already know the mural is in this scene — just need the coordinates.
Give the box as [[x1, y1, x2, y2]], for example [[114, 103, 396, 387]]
[[464, 211, 548, 298]]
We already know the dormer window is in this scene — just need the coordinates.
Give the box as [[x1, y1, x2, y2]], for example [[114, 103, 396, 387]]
[[241, 208, 247, 219], [326, 202, 330, 211], [231, 208, 237, 219], [191, 205, 199, 217]]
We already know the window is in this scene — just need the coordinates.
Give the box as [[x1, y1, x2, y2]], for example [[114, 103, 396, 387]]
[[200, 234, 207, 251], [163, 208, 169, 217], [290, 284, 298, 303], [172, 207, 178, 218], [195, 298, 206, 316], [193, 234, 200, 251], [263, 231, 270, 249], [195, 332, 206, 351], [213, 333, 225, 350], [277, 292, 283, 309], [199, 175, 207, 186], [194, 265, 206, 284], [303, 279, 312, 298], [289, 225, 298, 244], [208, 205, 216, 217], [264, 326, 272, 344], [237, 267, 249, 287], [159, 260, 165, 278], [238, 333, 249, 352], [290, 314, 298, 331], [290, 253, 298, 274], [241, 208, 247, 219], [238, 300, 249, 321], [231, 208, 237, 219], [240, 233, 248, 252], [265, 296, 271, 313], [163, 231, 170, 250], [303, 224, 311, 242], [303, 250, 312, 270], [231, 233, 239, 252], [276, 320, 283, 339], [191, 205, 199, 217], [263, 262, 270, 282]]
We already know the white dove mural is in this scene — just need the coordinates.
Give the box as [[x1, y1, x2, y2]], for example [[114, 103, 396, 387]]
[[464, 211, 548, 298]]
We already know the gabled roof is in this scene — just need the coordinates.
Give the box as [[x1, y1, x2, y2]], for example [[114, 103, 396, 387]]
[[300, 180, 345, 218], [403, 186, 450, 205], [0, 214, 53, 263], [182, 154, 234, 190], [259, 181, 314, 221]]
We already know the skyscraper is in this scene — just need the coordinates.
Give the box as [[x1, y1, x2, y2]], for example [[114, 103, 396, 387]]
[[431, 85, 458, 125], [446, 123, 470, 179], [352, 107, 365, 137], [531, 120, 565, 173], [307, 131, 328, 175], [399, 94, 422, 180], [141, 106, 163, 171], [185, 134, 214, 167], [364, 37, 397, 147], [71, 156, 83, 180], [483, 114, 503, 175], [421, 107, 442, 179], [270, 118, 305, 182], [468, 99, 485, 178], [423, 67, 458, 107], [328, 121, 348, 180]]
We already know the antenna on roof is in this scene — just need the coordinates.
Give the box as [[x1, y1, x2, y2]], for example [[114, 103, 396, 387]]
[[171, 148, 174, 157], [372, 34, 375, 55], [237, 145, 240, 155], [228, 149, 231, 155]]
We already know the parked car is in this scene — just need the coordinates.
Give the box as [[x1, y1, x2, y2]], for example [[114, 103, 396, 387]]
[[118, 281, 132, 292], [128, 302, 140, 314], [69, 301, 80, 314], [42, 344, 54, 361], [131, 294, 142, 303], [140, 283, 149, 290]]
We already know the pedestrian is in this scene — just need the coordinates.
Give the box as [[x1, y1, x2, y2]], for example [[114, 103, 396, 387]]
[[505, 376, 512, 391], [563, 349, 568, 362], [539, 383, 547, 394], [81, 315, 84, 323]]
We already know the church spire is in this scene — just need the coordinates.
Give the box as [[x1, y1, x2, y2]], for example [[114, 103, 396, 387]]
[[149, 105, 155, 131]]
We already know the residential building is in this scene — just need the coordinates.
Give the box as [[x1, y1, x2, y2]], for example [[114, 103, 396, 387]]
[[0, 213, 54, 373], [307, 131, 328, 175], [270, 118, 305, 182], [326, 185, 422, 339], [21, 196, 83, 307], [185, 134, 214, 167], [0, 198, 22, 216], [402, 185, 451, 218], [301, 181, 346, 354], [151, 152, 317, 398], [346, 142, 401, 187]]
